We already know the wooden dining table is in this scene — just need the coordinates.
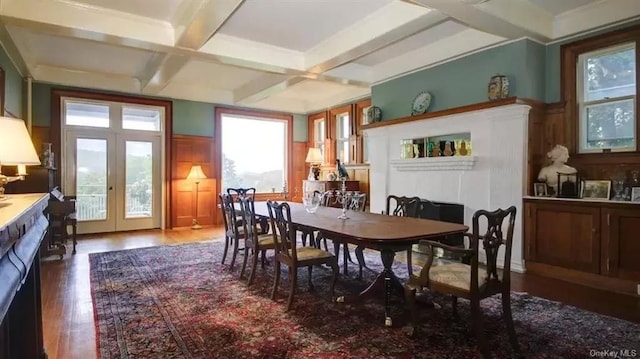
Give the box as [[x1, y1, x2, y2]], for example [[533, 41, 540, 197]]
[[252, 201, 469, 326]]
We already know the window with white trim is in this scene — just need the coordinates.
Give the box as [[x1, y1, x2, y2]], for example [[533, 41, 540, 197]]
[[336, 112, 350, 163], [577, 42, 636, 152], [314, 118, 325, 160]]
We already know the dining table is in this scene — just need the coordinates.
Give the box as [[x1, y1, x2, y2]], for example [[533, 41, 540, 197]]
[[252, 201, 469, 326]]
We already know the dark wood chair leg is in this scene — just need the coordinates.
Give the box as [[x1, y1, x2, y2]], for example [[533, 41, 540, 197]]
[[344, 244, 355, 263], [248, 249, 260, 285], [229, 235, 240, 270], [471, 298, 490, 358], [260, 250, 266, 268], [307, 266, 314, 290], [301, 229, 308, 247], [271, 261, 281, 300], [343, 245, 349, 276], [221, 235, 230, 264], [333, 241, 341, 265], [286, 267, 297, 311], [451, 295, 458, 318], [329, 259, 338, 300], [240, 247, 250, 279], [406, 249, 413, 275], [355, 246, 365, 279], [404, 286, 418, 337], [71, 221, 77, 255], [502, 291, 520, 355]]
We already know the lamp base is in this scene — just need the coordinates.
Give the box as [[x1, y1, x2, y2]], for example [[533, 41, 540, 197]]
[[191, 219, 202, 230]]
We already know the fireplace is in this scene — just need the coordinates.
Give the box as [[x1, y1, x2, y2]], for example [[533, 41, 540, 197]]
[[363, 104, 530, 272]]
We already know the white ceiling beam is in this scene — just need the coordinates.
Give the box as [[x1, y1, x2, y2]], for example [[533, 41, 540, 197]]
[[405, 0, 554, 42], [305, 2, 445, 72], [32, 64, 141, 93], [553, 0, 640, 40], [0, 23, 30, 76], [172, 0, 244, 50], [234, 74, 305, 104], [140, 0, 244, 94]]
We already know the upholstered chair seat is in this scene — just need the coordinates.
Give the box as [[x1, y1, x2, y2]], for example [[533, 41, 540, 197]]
[[295, 247, 335, 261], [409, 261, 485, 292]]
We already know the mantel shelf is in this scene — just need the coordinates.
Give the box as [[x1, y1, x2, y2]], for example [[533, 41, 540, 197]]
[[390, 156, 477, 171]]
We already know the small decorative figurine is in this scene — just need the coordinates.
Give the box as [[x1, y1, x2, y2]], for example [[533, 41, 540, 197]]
[[443, 142, 453, 156], [488, 74, 509, 100], [458, 140, 468, 156]]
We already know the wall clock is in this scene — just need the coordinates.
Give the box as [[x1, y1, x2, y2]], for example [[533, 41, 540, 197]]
[[411, 91, 432, 116]]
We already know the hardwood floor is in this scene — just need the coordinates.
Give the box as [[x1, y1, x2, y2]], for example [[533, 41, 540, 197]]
[[40, 227, 639, 359]]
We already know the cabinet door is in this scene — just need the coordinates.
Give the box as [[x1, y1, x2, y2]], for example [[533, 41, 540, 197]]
[[602, 208, 640, 281], [528, 202, 600, 273]]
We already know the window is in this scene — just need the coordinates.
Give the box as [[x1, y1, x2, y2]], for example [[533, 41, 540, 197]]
[[123, 106, 162, 131], [314, 118, 325, 159], [221, 114, 287, 193], [65, 101, 110, 128], [577, 42, 636, 152], [336, 112, 350, 163]]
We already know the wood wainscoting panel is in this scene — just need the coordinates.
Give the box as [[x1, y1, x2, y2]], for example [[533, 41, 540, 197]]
[[601, 207, 640, 281], [291, 141, 307, 202], [171, 135, 216, 228]]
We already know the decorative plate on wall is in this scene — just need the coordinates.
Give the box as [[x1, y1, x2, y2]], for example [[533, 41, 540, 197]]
[[411, 91, 432, 116]]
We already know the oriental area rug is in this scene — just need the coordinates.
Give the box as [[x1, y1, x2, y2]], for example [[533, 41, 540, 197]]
[[89, 240, 639, 359]]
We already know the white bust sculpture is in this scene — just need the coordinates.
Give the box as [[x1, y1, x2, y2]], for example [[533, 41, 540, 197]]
[[537, 145, 577, 194]]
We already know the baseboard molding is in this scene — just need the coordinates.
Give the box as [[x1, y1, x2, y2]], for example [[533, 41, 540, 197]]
[[526, 261, 638, 297]]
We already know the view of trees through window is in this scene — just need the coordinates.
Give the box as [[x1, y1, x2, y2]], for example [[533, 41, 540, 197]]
[[581, 44, 636, 151], [222, 115, 286, 193]]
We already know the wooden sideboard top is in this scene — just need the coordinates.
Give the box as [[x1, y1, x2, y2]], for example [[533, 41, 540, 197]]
[[523, 195, 640, 206], [0, 193, 49, 230]]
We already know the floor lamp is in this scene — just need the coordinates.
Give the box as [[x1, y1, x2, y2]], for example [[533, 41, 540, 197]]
[[187, 165, 207, 230]]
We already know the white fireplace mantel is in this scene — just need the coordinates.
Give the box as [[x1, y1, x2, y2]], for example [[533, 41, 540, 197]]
[[390, 156, 477, 171], [363, 103, 531, 273]]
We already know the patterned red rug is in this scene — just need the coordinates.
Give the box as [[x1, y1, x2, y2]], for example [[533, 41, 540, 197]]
[[90, 240, 639, 358]]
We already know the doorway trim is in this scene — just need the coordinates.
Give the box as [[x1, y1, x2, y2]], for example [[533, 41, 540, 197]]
[[51, 89, 173, 229]]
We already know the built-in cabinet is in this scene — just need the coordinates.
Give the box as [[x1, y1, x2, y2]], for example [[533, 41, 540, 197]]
[[524, 197, 640, 295]]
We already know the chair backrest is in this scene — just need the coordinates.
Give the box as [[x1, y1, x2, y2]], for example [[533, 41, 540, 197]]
[[266, 200, 298, 261], [385, 195, 420, 217], [220, 193, 242, 238], [470, 206, 517, 286], [226, 187, 256, 200], [238, 194, 260, 243], [319, 190, 338, 207], [348, 192, 367, 212], [218, 193, 230, 233]]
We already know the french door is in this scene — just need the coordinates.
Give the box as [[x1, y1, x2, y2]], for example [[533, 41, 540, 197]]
[[62, 99, 163, 234]]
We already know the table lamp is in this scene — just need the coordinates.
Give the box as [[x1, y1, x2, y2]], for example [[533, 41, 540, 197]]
[[305, 147, 323, 180], [0, 116, 41, 199], [187, 165, 207, 229]]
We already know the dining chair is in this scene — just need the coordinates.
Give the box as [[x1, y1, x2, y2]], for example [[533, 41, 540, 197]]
[[267, 200, 339, 311], [227, 187, 268, 234], [237, 195, 277, 285], [354, 195, 420, 278], [219, 193, 245, 269], [404, 206, 519, 358]]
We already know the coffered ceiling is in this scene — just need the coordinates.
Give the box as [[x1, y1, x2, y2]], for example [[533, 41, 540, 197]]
[[0, 0, 638, 114]]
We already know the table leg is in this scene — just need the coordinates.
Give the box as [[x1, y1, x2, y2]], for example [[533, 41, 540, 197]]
[[336, 248, 404, 326]]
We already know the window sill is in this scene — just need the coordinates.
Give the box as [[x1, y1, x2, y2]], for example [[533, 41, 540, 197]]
[[390, 156, 477, 171]]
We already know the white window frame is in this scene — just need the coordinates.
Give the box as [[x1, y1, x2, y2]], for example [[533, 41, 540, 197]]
[[336, 112, 350, 164], [577, 42, 636, 153], [221, 114, 288, 193], [314, 118, 325, 161]]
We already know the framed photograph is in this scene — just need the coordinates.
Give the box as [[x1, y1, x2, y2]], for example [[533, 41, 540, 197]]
[[631, 187, 640, 202], [533, 182, 547, 197], [581, 180, 612, 200]]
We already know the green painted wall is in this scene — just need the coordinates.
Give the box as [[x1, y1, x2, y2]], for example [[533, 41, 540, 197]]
[[0, 46, 24, 118], [545, 20, 640, 103], [173, 100, 214, 136], [372, 39, 547, 121], [293, 114, 307, 142]]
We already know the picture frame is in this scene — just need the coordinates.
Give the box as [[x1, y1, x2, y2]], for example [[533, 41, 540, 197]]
[[533, 182, 547, 197], [581, 180, 612, 200], [631, 187, 640, 202]]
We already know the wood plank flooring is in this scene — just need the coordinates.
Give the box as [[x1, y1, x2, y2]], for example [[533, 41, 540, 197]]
[[40, 227, 640, 359]]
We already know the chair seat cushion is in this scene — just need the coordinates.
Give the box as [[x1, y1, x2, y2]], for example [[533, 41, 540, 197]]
[[257, 233, 275, 246], [427, 262, 484, 292], [296, 247, 333, 261]]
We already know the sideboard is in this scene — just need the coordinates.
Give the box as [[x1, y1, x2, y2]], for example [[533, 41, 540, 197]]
[[523, 196, 640, 296], [0, 193, 49, 359]]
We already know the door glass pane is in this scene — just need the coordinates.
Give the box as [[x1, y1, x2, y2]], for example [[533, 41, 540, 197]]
[[125, 141, 153, 218], [66, 102, 110, 128], [76, 138, 107, 221], [123, 107, 162, 131]]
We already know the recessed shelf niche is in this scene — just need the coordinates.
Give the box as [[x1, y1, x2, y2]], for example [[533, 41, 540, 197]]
[[400, 132, 471, 159]]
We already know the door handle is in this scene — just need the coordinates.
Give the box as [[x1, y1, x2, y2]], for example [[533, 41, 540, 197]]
[[109, 186, 113, 190]]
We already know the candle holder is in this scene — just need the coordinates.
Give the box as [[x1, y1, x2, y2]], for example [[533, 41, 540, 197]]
[[324, 180, 353, 220]]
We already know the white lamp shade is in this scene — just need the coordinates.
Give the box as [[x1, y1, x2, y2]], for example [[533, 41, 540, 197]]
[[186, 165, 207, 180], [305, 147, 323, 163], [0, 116, 40, 166]]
